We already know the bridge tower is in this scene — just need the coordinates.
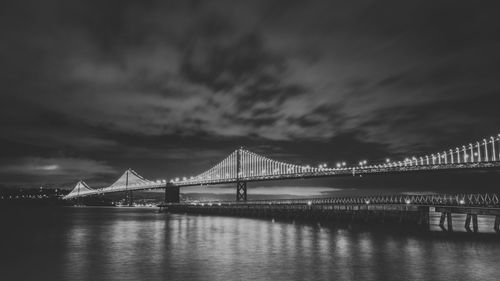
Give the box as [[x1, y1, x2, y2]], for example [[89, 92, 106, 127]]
[[236, 147, 247, 201], [126, 190, 133, 206], [124, 169, 134, 207]]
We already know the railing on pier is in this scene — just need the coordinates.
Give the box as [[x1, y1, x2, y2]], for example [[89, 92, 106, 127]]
[[181, 193, 500, 208]]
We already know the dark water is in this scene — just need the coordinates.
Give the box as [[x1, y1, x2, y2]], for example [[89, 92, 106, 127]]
[[0, 207, 499, 281]]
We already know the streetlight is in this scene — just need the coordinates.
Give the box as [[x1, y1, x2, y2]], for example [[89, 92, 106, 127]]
[[469, 143, 474, 162], [483, 139, 489, 162], [491, 136, 497, 161]]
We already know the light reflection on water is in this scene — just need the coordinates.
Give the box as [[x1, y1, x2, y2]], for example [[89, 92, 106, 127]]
[[0, 207, 499, 281]]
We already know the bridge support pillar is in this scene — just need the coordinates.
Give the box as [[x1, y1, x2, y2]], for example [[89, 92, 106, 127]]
[[447, 212, 453, 232], [236, 181, 247, 202], [465, 214, 472, 232], [165, 183, 180, 203], [126, 191, 134, 207], [76, 197, 83, 206], [472, 214, 478, 233], [439, 212, 453, 232], [439, 212, 446, 230], [494, 216, 500, 233]]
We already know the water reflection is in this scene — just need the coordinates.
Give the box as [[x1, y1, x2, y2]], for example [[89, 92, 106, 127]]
[[0, 207, 499, 281]]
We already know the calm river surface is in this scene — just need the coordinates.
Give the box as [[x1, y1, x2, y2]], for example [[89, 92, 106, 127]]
[[0, 206, 499, 281]]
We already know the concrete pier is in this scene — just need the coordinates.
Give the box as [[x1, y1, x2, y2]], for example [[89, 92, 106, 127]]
[[164, 184, 180, 203], [160, 202, 500, 233], [160, 202, 430, 230]]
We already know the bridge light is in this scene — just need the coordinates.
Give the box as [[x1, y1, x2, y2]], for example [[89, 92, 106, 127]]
[[459, 199, 465, 205], [336, 163, 341, 168], [405, 199, 411, 204], [386, 158, 390, 163], [175, 178, 179, 182], [182, 177, 187, 181], [365, 200, 370, 204], [307, 201, 312, 206]]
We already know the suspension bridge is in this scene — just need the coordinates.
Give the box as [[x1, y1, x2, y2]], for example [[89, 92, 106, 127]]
[[63, 133, 500, 203]]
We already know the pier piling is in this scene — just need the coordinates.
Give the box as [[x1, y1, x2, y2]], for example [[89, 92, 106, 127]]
[[495, 216, 500, 233]]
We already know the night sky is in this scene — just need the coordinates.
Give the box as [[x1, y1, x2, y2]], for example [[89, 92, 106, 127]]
[[2, 1, 500, 196]]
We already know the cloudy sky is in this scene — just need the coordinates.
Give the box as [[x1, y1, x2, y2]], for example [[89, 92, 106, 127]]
[[1, 0, 500, 194]]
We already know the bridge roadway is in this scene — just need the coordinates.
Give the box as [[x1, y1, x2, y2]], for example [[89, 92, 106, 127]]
[[159, 194, 500, 233]]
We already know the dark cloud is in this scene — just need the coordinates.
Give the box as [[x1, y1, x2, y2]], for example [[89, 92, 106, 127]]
[[0, 157, 116, 188], [1, 0, 500, 191]]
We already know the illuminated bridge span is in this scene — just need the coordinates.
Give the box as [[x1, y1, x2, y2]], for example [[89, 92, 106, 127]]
[[63, 169, 167, 200], [172, 134, 500, 201], [64, 133, 500, 201]]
